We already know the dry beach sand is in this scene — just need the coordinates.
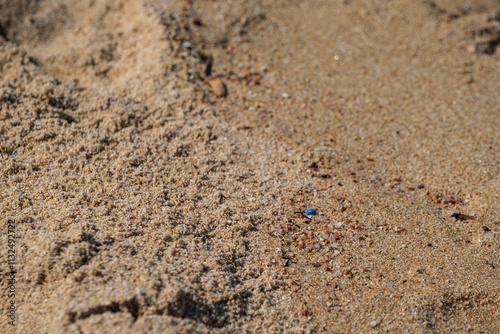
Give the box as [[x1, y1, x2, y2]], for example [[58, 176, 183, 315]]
[[1, 0, 499, 332]]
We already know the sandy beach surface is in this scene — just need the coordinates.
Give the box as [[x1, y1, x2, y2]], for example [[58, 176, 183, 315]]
[[1, 0, 499, 332]]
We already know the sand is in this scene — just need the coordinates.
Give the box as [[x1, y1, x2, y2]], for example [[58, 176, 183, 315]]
[[1, 0, 499, 333]]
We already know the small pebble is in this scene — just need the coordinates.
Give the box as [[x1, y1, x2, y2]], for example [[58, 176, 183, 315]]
[[371, 321, 378, 327], [475, 42, 495, 54], [305, 208, 315, 215], [208, 78, 227, 97]]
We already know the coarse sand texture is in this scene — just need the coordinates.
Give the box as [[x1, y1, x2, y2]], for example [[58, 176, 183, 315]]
[[0, 0, 499, 333]]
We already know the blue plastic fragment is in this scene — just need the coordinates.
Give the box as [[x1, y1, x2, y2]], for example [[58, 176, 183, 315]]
[[305, 208, 315, 215]]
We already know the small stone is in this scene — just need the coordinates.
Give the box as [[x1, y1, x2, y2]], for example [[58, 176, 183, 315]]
[[305, 208, 315, 215], [482, 226, 491, 232], [208, 78, 227, 97], [475, 42, 495, 55], [180, 41, 192, 49], [484, 234, 494, 239], [371, 321, 378, 327]]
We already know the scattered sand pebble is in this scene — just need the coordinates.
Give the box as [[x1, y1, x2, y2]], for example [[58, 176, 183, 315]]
[[208, 78, 227, 97]]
